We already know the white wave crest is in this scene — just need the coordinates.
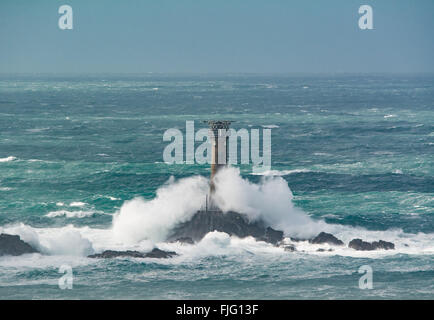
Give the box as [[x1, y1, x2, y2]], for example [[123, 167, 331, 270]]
[[1, 167, 433, 260], [251, 168, 312, 176], [45, 210, 98, 218], [69, 202, 86, 207], [0, 156, 17, 162], [0, 224, 94, 256], [112, 167, 321, 245]]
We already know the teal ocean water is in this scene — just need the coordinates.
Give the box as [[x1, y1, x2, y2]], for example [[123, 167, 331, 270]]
[[0, 74, 433, 299]]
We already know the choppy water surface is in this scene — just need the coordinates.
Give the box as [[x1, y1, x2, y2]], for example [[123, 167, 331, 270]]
[[0, 74, 433, 299]]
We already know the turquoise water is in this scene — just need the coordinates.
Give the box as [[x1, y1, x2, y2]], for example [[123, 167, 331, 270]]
[[0, 74, 433, 299]]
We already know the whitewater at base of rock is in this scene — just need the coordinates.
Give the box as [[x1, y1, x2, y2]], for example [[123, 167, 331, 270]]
[[167, 209, 284, 245]]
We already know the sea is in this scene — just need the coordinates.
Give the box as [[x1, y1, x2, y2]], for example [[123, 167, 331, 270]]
[[0, 74, 433, 299]]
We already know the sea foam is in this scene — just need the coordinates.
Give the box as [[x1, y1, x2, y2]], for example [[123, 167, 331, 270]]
[[112, 175, 209, 244], [0, 156, 17, 162], [111, 167, 322, 244], [2, 168, 433, 259]]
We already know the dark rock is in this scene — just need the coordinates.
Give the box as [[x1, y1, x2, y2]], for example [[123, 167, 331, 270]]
[[349, 239, 395, 251], [309, 232, 344, 246], [263, 227, 284, 245], [144, 248, 177, 259], [0, 233, 38, 256], [167, 209, 284, 245], [316, 248, 326, 252], [88, 250, 145, 258], [349, 239, 374, 251], [372, 240, 395, 250], [88, 248, 177, 259], [283, 244, 296, 252], [290, 237, 308, 242]]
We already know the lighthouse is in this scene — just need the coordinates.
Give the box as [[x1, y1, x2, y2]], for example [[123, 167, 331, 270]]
[[167, 120, 285, 245], [203, 120, 233, 209]]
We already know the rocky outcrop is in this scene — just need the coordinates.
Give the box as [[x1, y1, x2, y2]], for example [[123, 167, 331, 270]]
[[166, 210, 399, 254], [144, 248, 177, 258], [373, 240, 395, 250], [0, 233, 38, 256], [261, 227, 284, 245], [309, 232, 344, 246], [349, 239, 395, 251], [289, 237, 309, 242], [88, 248, 177, 259], [283, 244, 296, 252], [167, 209, 283, 245], [88, 250, 145, 258]]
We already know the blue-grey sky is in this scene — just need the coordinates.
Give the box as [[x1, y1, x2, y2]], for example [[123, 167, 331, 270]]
[[1, 0, 433, 73]]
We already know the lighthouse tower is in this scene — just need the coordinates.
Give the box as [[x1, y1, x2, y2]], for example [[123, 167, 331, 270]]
[[203, 120, 233, 209]]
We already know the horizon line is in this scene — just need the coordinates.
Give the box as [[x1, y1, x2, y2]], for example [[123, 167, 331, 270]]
[[1, 71, 434, 76]]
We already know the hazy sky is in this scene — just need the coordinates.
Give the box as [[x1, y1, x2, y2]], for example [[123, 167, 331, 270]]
[[1, 0, 433, 73]]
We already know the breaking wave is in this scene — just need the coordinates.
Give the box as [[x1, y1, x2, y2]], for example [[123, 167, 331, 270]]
[[112, 175, 209, 244], [251, 168, 312, 176], [0, 156, 17, 162], [1, 167, 434, 259], [211, 167, 322, 237], [0, 224, 95, 256], [111, 167, 323, 245], [45, 210, 101, 218]]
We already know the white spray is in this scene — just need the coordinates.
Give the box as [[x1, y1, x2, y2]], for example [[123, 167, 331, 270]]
[[111, 167, 322, 244]]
